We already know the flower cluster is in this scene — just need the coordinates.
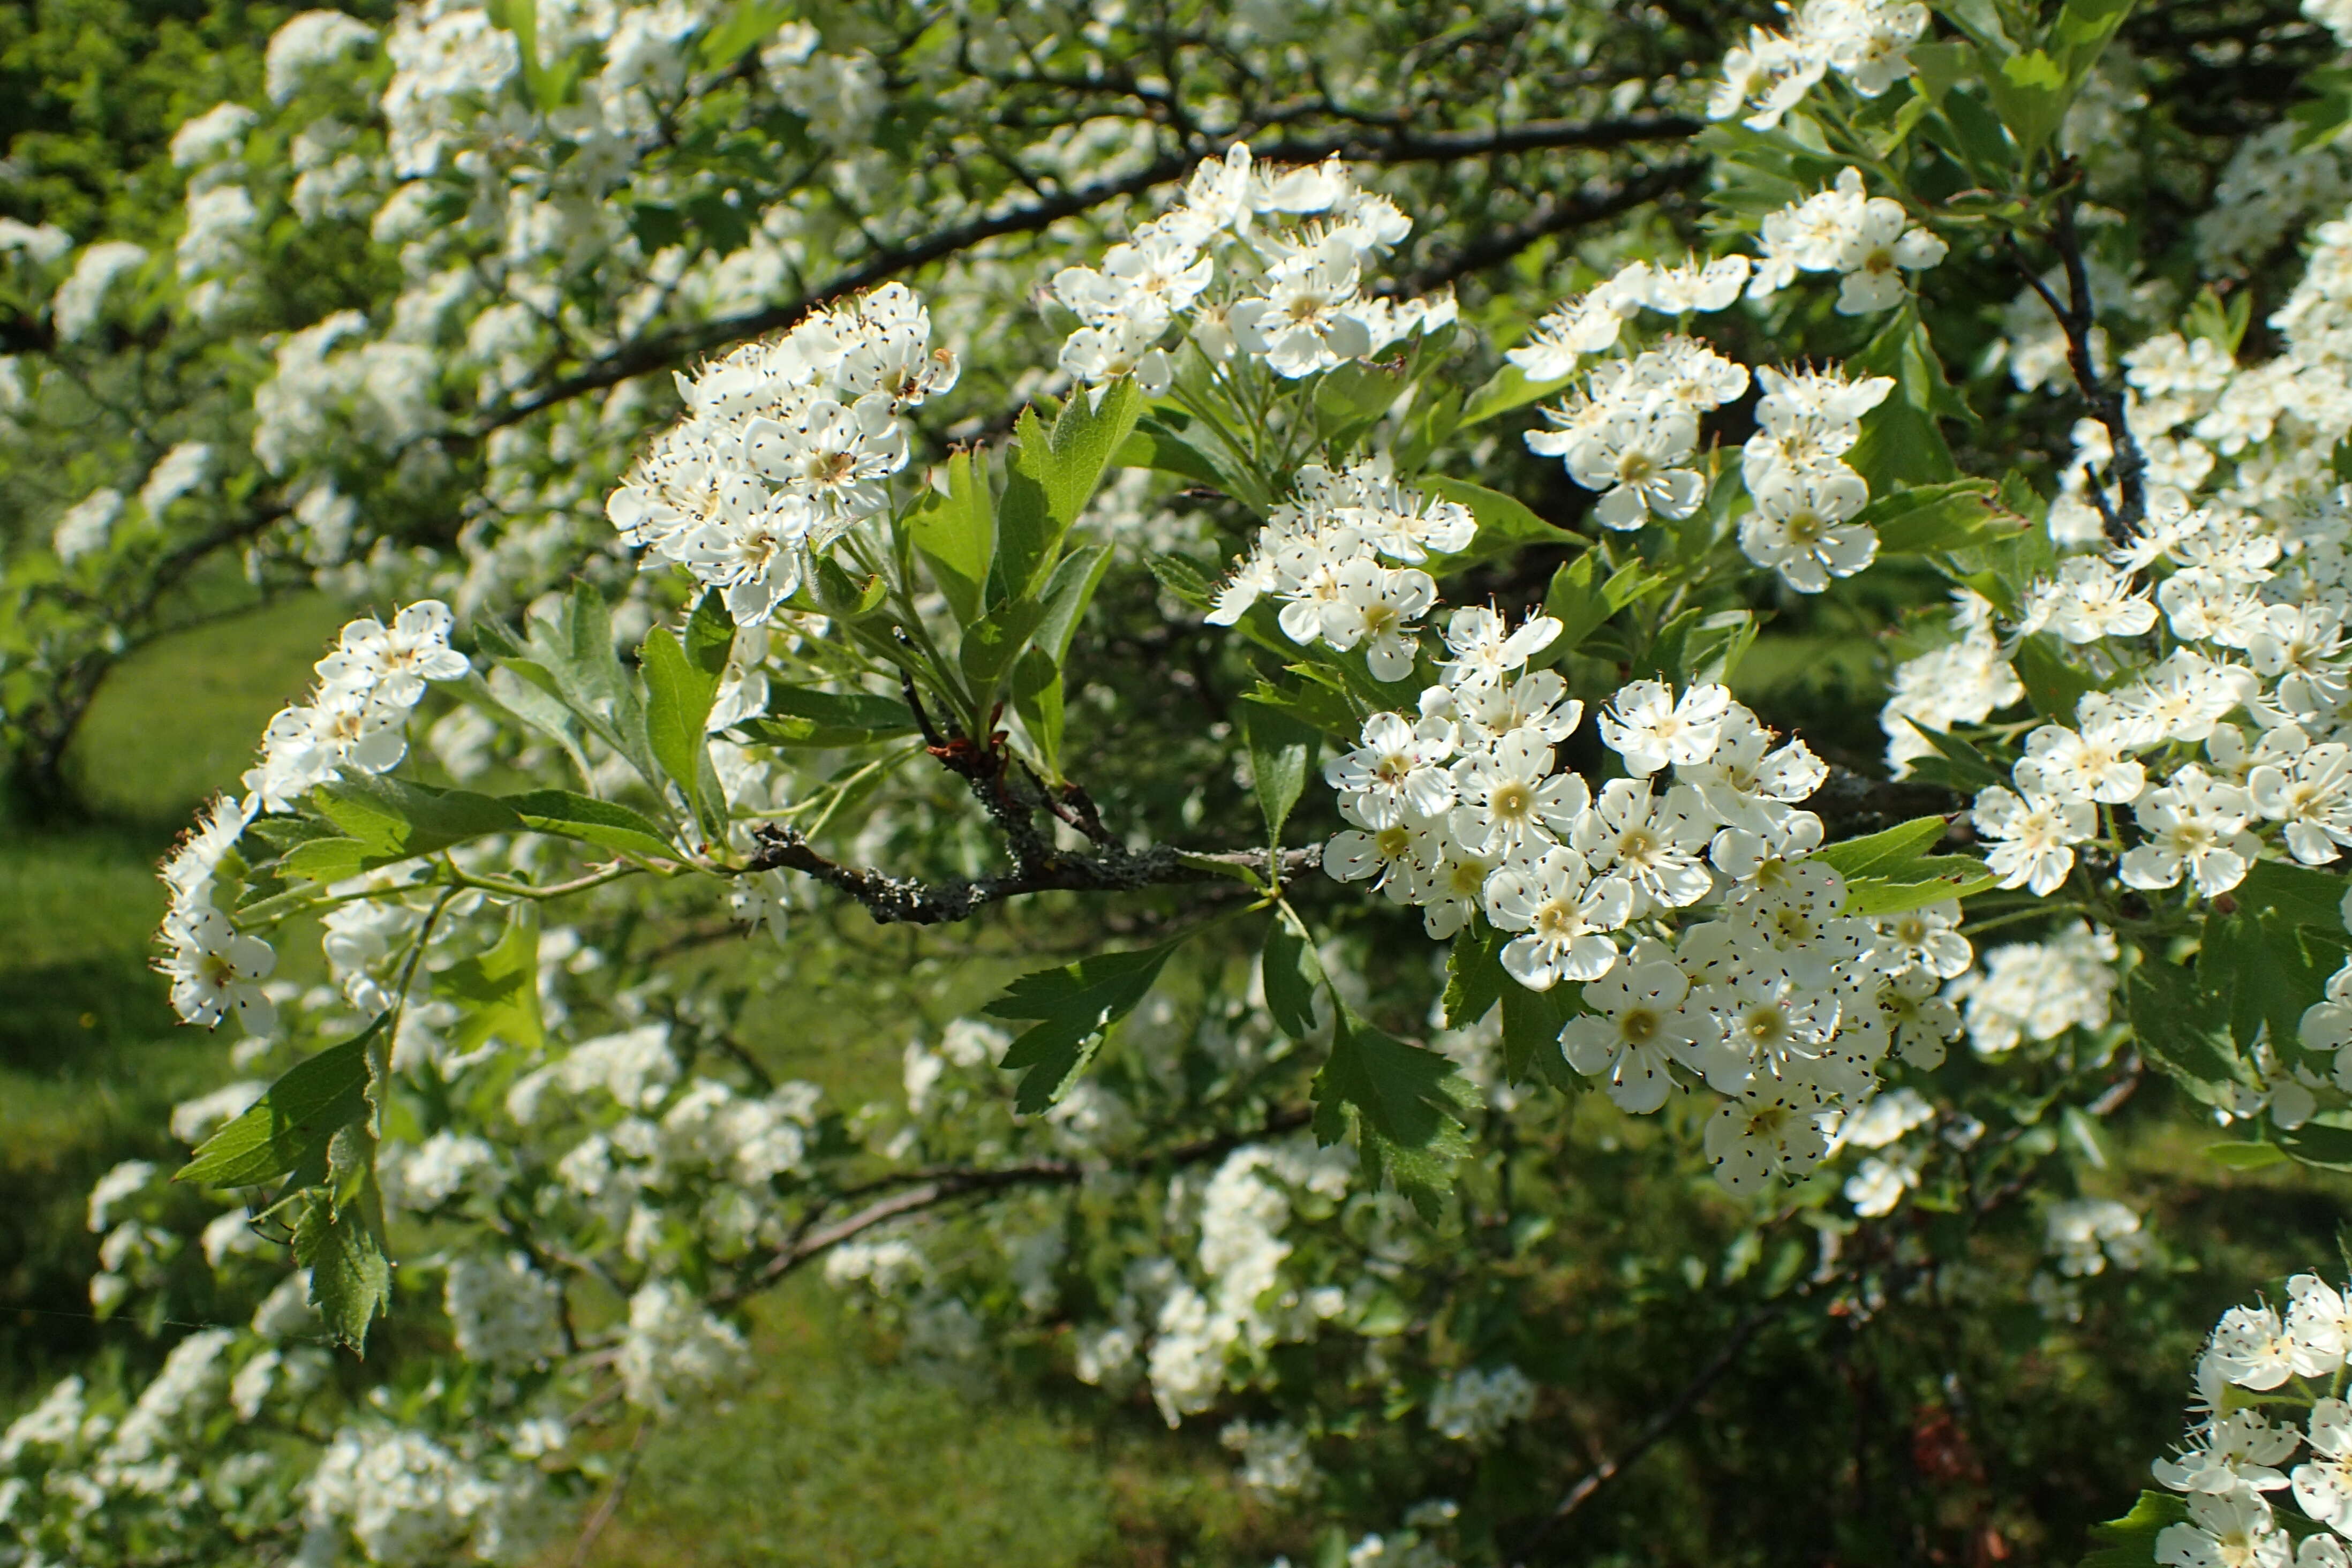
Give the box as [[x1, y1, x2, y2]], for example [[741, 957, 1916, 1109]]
[[151, 601, 468, 1035], [1513, 271, 1897, 593], [1706, 0, 1931, 130], [2129, 1273, 2352, 1568], [1316, 617, 1969, 1192], [607, 283, 958, 626], [244, 601, 471, 812], [1051, 141, 1456, 392], [1204, 456, 1472, 675]]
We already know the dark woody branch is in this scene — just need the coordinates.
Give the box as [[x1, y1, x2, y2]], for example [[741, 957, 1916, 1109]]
[[744, 822, 1322, 926], [466, 112, 1699, 436], [2008, 180, 2149, 548], [745, 1105, 1317, 1287]]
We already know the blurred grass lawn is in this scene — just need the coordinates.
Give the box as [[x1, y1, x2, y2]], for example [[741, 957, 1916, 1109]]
[[0, 597, 1269, 1566]]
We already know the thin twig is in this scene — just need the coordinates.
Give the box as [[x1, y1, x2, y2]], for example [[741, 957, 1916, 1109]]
[[465, 115, 1699, 435], [567, 1417, 652, 1567], [2007, 182, 2147, 546], [1507, 1302, 1784, 1565], [747, 1105, 1315, 1288]]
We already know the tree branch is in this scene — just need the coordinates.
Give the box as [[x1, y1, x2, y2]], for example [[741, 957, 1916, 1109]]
[[752, 1105, 1315, 1285], [743, 822, 1318, 925], [1397, 159, 1707, 297], [2008, 183, 2146, 547], [1507, 1301, 1785, 1565], [465, 115, 1699, 436]]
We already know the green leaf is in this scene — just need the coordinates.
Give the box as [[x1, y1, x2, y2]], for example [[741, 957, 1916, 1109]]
[[986, 936, 1189, 1113], [1865, 480, 2000, 555], [1539, 553, 1663, 666], [1501, 979, 1579, 1085], [1815, 816, 1951, 880], [2077, 1490, 2188, 1568], [495, 584, 662, 797], [1012, 646, 1068, 771], [960, 596, 1049, 695], [2233, 858, 2352, 931], [2182, 286, 2253, 356], [809, 556, 890, 621], [697, 0, 791, 66], [1031, 542, 1115, 667], [1262, 916, 1324, 1043], [502, 789, 678, 861], [279, 838, 370, 884], [1901, 722, 2007, 790], [2205, 1140, 2289, 1172], [642, 620, 725, 831], [1113, 419, 1230, 489], [314, 777, 522, 866], [1442, 923, 1507, 1029], [1458, 364, 1572, 429], [2279, 1119, 2352, 1171], [2125, 961, 2245, 1102], [1245, 675, 1363, 742], [908, 449, 994, 625], [1844, 856, 1997, 915], [2013, 634, 2098, 723], [991, 383, 1142, 602], [1313, 1013, 1477, 1218], [176, 1020, 380, 1188], [1420, 476, 1574, 559], [435, 907, 544, 1054], [735, 688, 922, 749], [293, 1180, 391, 1353], [1241, 700, 1316, 846]]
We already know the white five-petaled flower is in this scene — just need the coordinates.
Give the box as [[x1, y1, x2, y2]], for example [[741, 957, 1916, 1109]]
[[2153, 1490, 2288, 1568], [1450, 733, 1590, 855], [2119, 767, 2258, 899], [1738, 463, 1876, 592], [1318, 560, 1436, 681], [1540, 405, 1706, 531], [1561, 951, 1701, 1112], [1569, 779, 1716, 916], [1972, 785, 2094, 897], [1480, 845, 1628, 990], [1599, 681, 1733, 776], [1703, 1085, 1830, 1195], [1829, 172, 1949, 315], [1324, 712, 1456, 828]]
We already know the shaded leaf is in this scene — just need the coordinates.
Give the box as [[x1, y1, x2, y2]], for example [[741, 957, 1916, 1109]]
[[177, 1020, 380, 1188], [986, 936, 1190, 1112], [503, 789, 677, 861], [1262, 916, 1324, 1043], [1314, 1013, 1477, 1218]]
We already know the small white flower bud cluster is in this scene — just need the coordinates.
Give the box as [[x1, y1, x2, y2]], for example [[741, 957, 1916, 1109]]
[[1204, 456, 1473, 677], [606, 282, 958, 627], [153, 601, 468, 1035], [1051, 141, 1456, 394]]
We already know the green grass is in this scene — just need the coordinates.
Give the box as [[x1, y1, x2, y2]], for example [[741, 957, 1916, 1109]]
[[575, 1279, 1281, 1568], [64, 593, 348, 826]]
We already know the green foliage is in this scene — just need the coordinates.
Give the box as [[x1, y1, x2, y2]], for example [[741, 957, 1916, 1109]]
[[991, 385, 1142, 604], [1313, 1012, 1476, 1218], [986, 937, 1191, 1113], [176, 1019, 380, 1189], [2077, 1490, 2188, 1568]]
